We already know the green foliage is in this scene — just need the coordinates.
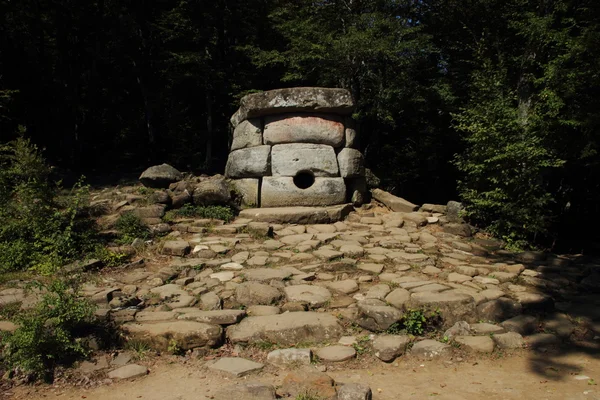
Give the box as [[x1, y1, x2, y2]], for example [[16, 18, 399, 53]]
[[94, 246, 129, 268], [387, 308, 443, 336], [0, 135, 98, 274], [124, 340, 152, 360], [352, 335, 371, 355], [1, 279, 97, 381], [295, 392, 324, 400], [167, 339, 184, 355], [115, 212, 150, 244], [163, 204, 234, 223]]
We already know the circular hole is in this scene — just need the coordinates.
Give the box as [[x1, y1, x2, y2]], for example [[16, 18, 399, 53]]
[[293, 171, 315, 189]]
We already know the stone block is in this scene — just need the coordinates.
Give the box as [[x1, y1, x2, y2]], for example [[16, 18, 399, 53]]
[[231, 119, 263, 151], [271, 143, 339, 177], [337, 148, 365, 178], [263, 114, 344, 147], [231, 178, 259, 207], [225, 145, 271, 178], [261, 177, 346, 207]]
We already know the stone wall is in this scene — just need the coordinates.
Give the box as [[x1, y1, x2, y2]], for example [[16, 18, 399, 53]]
[[225, 87, 366, 208]]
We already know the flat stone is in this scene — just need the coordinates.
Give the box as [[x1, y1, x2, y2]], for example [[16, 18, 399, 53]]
[[337, 383, 373, 400], [161, 240, 190, 257], [107, 364, 148, 379], [271, 143, 339, 177], [135, 311, 177, 322], [200, 292, 222, 310], [443, 321, 471, 339], [246, 305, 281, 316], [178, 310, 246, 325], [209, 357, 264, 377], [281, 370, 336, 399], [314, 248, 344, 260], [284, 285, 332, 308], [236, 282, 282, 306], [243, 268, 292, 281], [514, 292, 554, 311], [225, 145, 271, 178], [501, 315, 538, 335], [227, 312, 343, 345], [267, 348, 312, 366], [526, 333, 560, 348], [261, 177, 346, 207], [410, 290, 476, 327], [357, 299, 403, 331], [410, 340, 451, 359], [492, 332, 525, 349], [222, 262, 244, 271], [470, 323, 505, 335], [454, 335, 495, 353], [214, 382, 276, 400], [121, 321, 223, 351], [385, 288, 410, 310], [358, 263, 384, 274], [263, 113, 345, 147], [315, 345, 356, 362], [410, 283, 450, 293], [340, 244, 365, 258], [372, 335, 410, 362], [477, 298, 522, 322], [447, 273, 472, 283], [328, 280, 359, 294], [371, 189, 418, 213], [365, 284, 391, 300], [210, 271, 235, 282]]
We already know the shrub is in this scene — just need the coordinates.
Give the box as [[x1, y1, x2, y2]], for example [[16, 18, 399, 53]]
[[386, 308, 443, 336], [163, 204, 234, 223], [115, 212, 149, 244], [0, 279, 97, 381]]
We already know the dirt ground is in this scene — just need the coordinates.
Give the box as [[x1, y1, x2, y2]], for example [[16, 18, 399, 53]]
[[5, 345, 600, 400]]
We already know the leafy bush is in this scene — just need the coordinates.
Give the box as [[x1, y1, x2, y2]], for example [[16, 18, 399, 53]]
[[115, 212, 149, 244], [163, 204, 234, 223], [1, 279, 97, 381], [0, 134, 98, 274], [386, 308, 443, 336]]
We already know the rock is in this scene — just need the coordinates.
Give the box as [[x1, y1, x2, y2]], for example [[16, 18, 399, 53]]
[[470, 323, 505, 335], [209, 357, 264, 377], [107, 364, 148, 379], [248, 222, 273, 237], [543, 313, 575, 338], [337, 383, 373, 400], [133, 204, 166, 219], [222, 262, 244, 271], [193, 175, 232, 205], [267, 348, 312, 366], [357, 299, 403, 331], [443, 321, 471, 339], [178, 310, 246, 325], [385, 288, 410, 310], [514, 292, 554, 312], [281, 370, 337, 399], [314, 248, 344, 260], [454, 336, 495, 353], [316, 345, 356, 362], [365, 168, 381, 188], [232, 87, 354, 127], [0, 320, 18, 332], [446, 201, 464, 223], [401, 212, 428, 227], [214, 382, 276, 400], [526, 333, 560, 348], [372, 335, 410, 362], [235, 282, 282, 306], [225, 146, 271, 178], [328, 280, 359, 294], [271, 143, 339, 177], [477, 298, 522, 322], [340, 244, 365, 258], [263, 113, 345, 147], [492, 332, 525, 349], [410, 290, 476, 327], [239, 205, 353, 224], [443, 223, 472, 237], [122, 321, 222, 351], [110, 352, 133, 366], [246, 305, 281, 316], [284, 285, 332, 308], [139, 164, 183, 188], [227, 312, 343, 345], [160, 240, 190, 257], [232, 178, 259, 207], [447, 273, 472, 283], [243, 268, 292, 282], [210, 271, 235, 282], [365, 284, 391, 301], [371, 189, 418, 213], [231, 119, 263, 151], [261, 176, 346, 207], [200, 292, 222, 310], [410, 340, 451, 359], [337, 148, 365, 178], [500, 315, 537, 335]]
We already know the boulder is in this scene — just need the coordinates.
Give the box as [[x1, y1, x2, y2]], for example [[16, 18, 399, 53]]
[[357, 299, 403, 331], [231, 119, 263, 151], [225, 146, 271, 178], [139, 163, 183, 188], [337, 148, 365, 178], [263, 114, 345, 147], [193, 175, 232, 205], [271, 143, 339, 177], [443, 223, 472, 237], [371, 189, 418, 213], [344, 117, 359, 148], [446, 201, 465, 223], [231, 178, 259, 207], [454, 335, 495, 353], [231, 87, 354, 127], [372, 335, 410, 362], [261, 177, 346, 207]]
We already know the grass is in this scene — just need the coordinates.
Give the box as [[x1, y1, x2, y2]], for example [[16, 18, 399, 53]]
[[125, 339, 152, 360], [0, 301, 22, 320], [295, 392, 325, 400], [163, 204, 234, 223], [0, 271, 33, 286]]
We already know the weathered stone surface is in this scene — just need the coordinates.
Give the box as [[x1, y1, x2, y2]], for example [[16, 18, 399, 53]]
[[139, 164, 183, 188], [344, 117, 359, 149], [121, 321, 223, 351], [410, 340, 451, 359], [0, 320, 18, 332], [492, 332, 525, 349], [410, 290, 476, 327], [160, 240, 190, 257], [500, 315, 537, 335], [328, 280, 359, 294], [231, 119, 263, 151], [209, 357, 264, 377], [281, 370, 336, 399], [227, 312, 343, 345], [271, 143, 339, 177], [264, 114, 345, 147], [214, 382, 276, 400], [443, 223, 472, 237], [443, 321, 471, 339], [243, 268, 292, 282], [261, 177, 346, 207], [477, 298, 522, 322], [232, 87, 354, 127], [446, 201, 464, 223], [193, 175, 232, 205], [385, 288, 410, 310], [372, 335, 410, 362], [470, 323, 505, 335], [133, 204, 166, 219], [267, 348, 312, 366], [107, 364, 148, 379], [225, 146, 271, 178], [526, 333, 560, 348], [371, 189, 418, 213], [239, 205, 353, 224], [177, 310, 246, 325], [454, 335, 495, 353], [236, 282, 282, 306], [337, 148, 365, 178], [514, 292, 554, 312], [247, 305, 281, 316], [357, 299, 403, 331], [337, 383, 373, 400], [284, 285, 332, 308], [316, 345, 356, 362], [231, 178, 259, 207]]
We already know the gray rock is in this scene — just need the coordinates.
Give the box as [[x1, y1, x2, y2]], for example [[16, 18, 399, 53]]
[[337, 383, 373, 400], [271, 143, 339, 177], [501, 315, 537, 335], [214, 382, 276, 400], [225, 146, 271, 178], [443, 223, 472, 237], [239, 204, 353, 224], [526, 333, 560, 348], [246, 305, 281, 316], [200, 292, 222, 310], [470, 323, 505, 335], [231, 119, 263, 151], [267, 348, 312, 366], [121, 321, 223, 351], [371, 189, 418, 213], [315, 345, 356, 362], [110, 352, 133, 366], [139, 164, 183, 188], [514, 292, 554, 312], [231, 87, 354, 127], [236, 282, 282, 306], [161, 240, 190, 257], [410, 340, 451, 359], [443, 321, 471, 339], [284, 285, 332, 308], [263, 113, 345, 147], [492, 332, 525, 349], [107, 364, 148, 379], [446, 201, 464, 223], [177, 310, 246, 325], [231, 178, 259, 207], [133, 204, 167, 219], [477, 298, 522, 322], [385, 288, 410, 310], [209, 357, 264, 377], [409, 290, 476, 328], [337, 148, 365, 178], [243, 268, 292, 281], [344, 118, 359, 148], [261, 176, 346, 207], [193, 175, 232, 205], [365, 168, 381, 188], [357, 299, 404, 331], [372, 335, 410, 362], [454, 335, 495, 353]]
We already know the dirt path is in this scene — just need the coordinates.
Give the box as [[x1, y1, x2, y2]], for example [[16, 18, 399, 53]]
[[7, 349, 600, 400]]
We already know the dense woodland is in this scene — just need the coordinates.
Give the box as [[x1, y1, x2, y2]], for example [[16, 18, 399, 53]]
[[1, 0, 599, 253]]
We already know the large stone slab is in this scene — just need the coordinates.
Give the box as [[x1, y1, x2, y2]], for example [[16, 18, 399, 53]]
[[263, 114, 345, 147], [231, 178, 259, 207], [231, 119, 263, 151], [239, 205, 353, 224], [409, 290, 476, 328], [284, 285, 332, 308], [121, 321, 223, 351], [337, 148, 365, 178], [231, 87, 354, 127], [371, 189, 418, 212], [208, 357, 264, 377], [226, 312, 343, 345], [261, 177, 346, 207], [225, 145, 271, 178], [271, 144, 339, 177]]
